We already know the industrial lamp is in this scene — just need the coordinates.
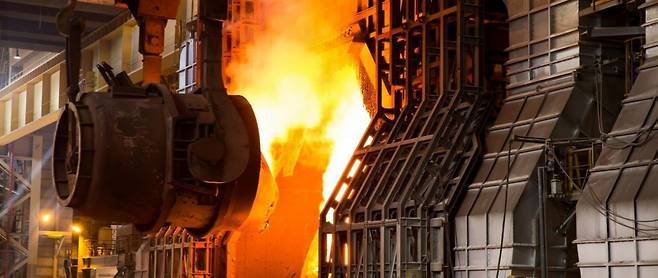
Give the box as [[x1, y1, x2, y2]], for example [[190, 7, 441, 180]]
[[40, 212, 52, 224], [12, 49, 20, 60], [71, 224, 82, 234]]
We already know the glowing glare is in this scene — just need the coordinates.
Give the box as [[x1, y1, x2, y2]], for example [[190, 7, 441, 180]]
[[363, 136, 374, 147], [225, 0, 369, 193], [326, 207, 335, 224], [301, 234, 320, 277], [325, 234, 333, 263], [71, 224, 82, 234], [224, 0, 370, 275], [40, 213, 51, 224], [347, 189, 356, 200], [343, 243, 349, 266], [348, 159, 361, 178], [334, 184, 349, 202]]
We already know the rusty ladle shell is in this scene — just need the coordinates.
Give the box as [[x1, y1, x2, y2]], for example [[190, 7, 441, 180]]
[[52, 84, 261, 237]]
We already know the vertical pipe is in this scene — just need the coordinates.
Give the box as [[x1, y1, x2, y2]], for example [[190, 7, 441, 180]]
[[195, 0, 226, 91], [52, 239, 59, 278], [28, 136, 43, 277], [379, 226, 385, 278], [537, 166, 548, 278], [168, 232, 172, 277]]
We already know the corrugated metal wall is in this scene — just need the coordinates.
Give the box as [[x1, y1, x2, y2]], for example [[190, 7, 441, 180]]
[[575, 1, 658, 277], [454, 0, 625, 277]]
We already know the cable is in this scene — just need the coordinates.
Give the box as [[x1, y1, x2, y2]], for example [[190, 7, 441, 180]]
[[495, 142, 511, 278], [593, 58, 658, 150], [579, 58, 658, 232], [553, 157, 655, 225], [553, 156, 658, 231], [587, 60, 658, 229]]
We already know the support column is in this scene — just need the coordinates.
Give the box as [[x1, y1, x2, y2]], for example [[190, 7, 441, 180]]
[[11, 93, 19, 131], [57, 64, 68, 109], [25, 83, 35, 124], [41, 72, 51, 115], [80, 50, 95, 92], [33, 80, 43, 121], [121, 25, 134, 72], [3, 99, 11, 135], [27, 135, 43, 277], [17, 89, 27, 128], [0, 100, 6, 135]]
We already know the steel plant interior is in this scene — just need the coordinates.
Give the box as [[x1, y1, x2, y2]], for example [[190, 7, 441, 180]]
[[0, 0, 658, 278], [321, 1, 657, 278]]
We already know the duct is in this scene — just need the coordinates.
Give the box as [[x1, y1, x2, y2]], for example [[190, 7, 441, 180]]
[[575, 65, 658, 277], [574, 2, 658, 276], [453, 0, 626, 277]]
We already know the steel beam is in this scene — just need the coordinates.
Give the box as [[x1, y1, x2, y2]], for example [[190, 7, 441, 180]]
[[0, 40, 62, 53], [27, 136, 42, 278], [0, 192, 29, 219], [10, 258, 28, 275], [0, 227, 28, 256], [588, 26, 645, 38], [0, 110, 60, 146], [0, 0, 121, 51], [0, 156, 31, 190], [0, 0, 122, 16]]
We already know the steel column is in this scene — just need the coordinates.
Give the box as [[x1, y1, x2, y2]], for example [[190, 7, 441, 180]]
[[26, 136, 42, 277]]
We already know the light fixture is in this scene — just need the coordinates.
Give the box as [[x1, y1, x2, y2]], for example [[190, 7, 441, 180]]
[[40, 213, 52, 224], [13, 49, 20, 60], [71, 224, 82, 234]]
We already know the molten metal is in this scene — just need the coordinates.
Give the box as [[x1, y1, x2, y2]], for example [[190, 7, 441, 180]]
[[224, 0, 370, 275]]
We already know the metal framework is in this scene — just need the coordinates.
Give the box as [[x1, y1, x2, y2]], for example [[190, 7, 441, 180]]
[[221, 0, 261, 91], [575, 2, 658, 277], [0, 148, 28, 277], [320, 1, 507, 277], [454, 1, 630, 277], [148, 227, 225, 278], [0, 135, 48, 278]]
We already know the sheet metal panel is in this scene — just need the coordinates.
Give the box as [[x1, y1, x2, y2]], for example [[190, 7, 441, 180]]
[[575, 2, 658, 276], [575, 60, 658, 277], [453, 0, 625, 277]]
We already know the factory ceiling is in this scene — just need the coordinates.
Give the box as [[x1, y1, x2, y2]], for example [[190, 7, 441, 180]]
[[0, 0, 124, 52]]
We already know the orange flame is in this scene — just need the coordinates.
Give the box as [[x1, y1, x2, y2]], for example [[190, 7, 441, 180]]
[[226, 0, 368, 208], [225, 0, 369, 276]]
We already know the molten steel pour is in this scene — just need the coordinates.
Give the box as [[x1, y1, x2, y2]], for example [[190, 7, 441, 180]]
[[224, 0, 370, 276]]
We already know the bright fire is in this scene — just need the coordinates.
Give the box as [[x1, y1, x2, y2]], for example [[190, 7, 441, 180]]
[[225, 0, 369, 276], [225, 0, 369, 207]]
